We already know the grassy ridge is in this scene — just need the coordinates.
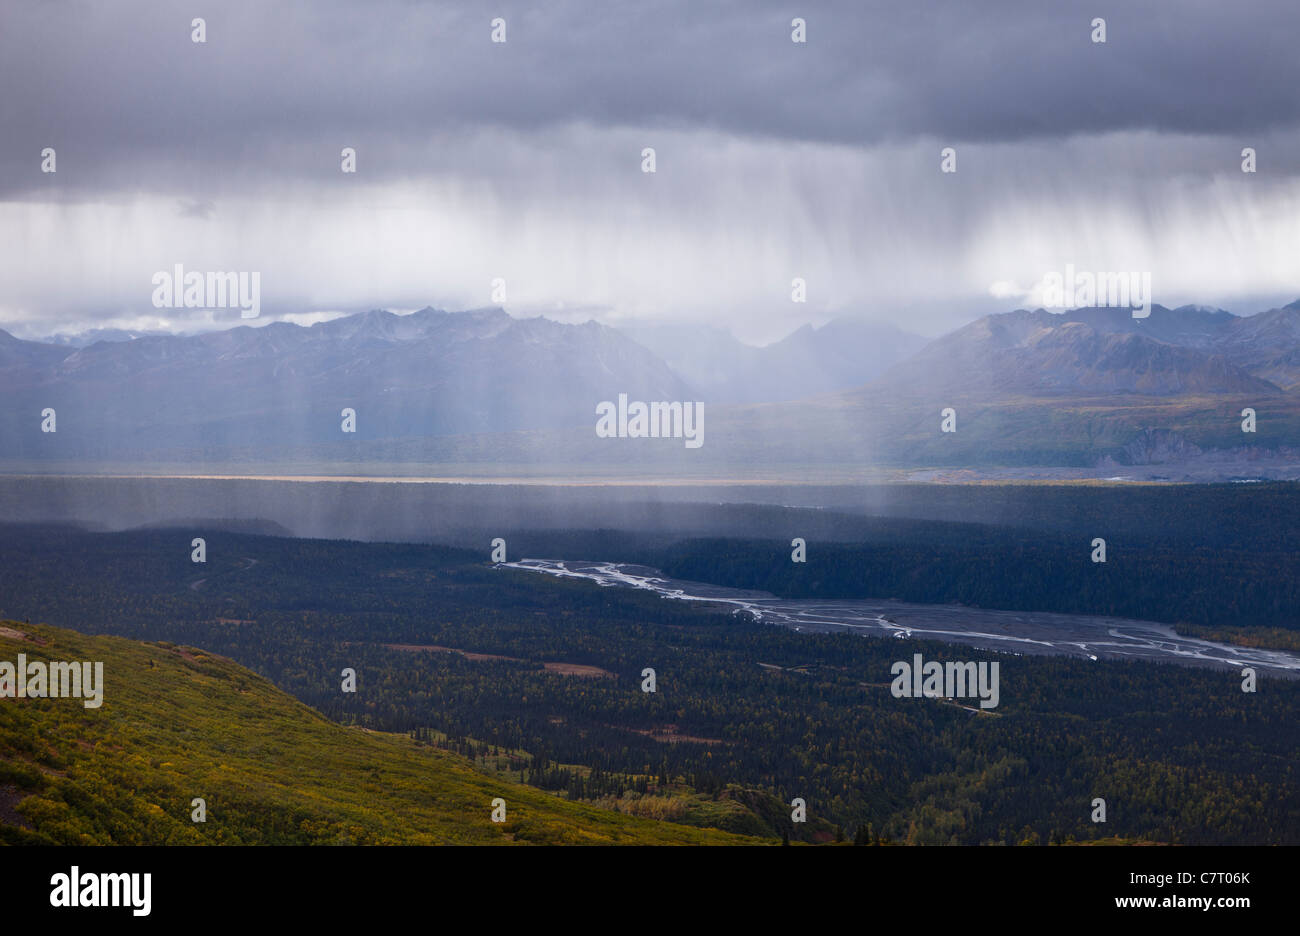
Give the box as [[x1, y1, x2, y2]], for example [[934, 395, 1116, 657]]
[[0, 621, 752, 845]]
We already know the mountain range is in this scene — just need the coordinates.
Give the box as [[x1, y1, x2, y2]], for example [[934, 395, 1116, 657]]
[[882, 305, 1285, 397], [4, 300, 1300, 475], [0, 307, 687, 458]]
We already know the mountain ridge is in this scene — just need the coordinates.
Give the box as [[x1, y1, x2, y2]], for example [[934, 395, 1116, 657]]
[[5, 299, 1300, 472]]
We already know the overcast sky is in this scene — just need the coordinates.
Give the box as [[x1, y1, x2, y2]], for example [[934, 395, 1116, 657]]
[[3, 0, 1300, 343]]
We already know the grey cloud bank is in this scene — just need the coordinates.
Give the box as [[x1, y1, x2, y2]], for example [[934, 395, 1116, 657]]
[[2, 0, 1299, 341]]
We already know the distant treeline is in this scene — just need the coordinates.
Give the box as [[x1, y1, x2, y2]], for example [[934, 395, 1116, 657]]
[[496, 486, 1300, 632], [650, 533, 1299, 632], [4, 476, 1300, 552]]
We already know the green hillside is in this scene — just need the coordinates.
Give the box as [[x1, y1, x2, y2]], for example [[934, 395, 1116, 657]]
[[0, 621, 753, 845]]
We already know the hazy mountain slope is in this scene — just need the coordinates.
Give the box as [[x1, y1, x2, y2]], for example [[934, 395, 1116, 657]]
[[1219, 299, 1300, 390], [882, 310, 1280, 397], [1039, 304, 1237, 348], [1003, 300, 1300, 390], [621, 318, 927, 402], [0, 307, 692, 459], [0, 621, 750, 845], [0, 328, 69, 370], [617, 322, 755, 398], [35, 327, 175, 348]]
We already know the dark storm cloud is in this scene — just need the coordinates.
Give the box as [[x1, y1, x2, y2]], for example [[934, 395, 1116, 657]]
[[2, 0, 1298, 195], [4, 0, 1299, 339]]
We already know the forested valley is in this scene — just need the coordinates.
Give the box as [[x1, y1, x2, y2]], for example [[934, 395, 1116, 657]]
[[2, 519, 1295, 844]]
